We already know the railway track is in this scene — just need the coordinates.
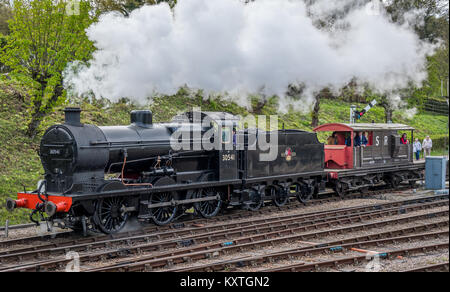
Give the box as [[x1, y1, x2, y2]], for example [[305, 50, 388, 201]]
[[0, 223, 35, 232], [0, 198, 321, 247], [0, 185, 424, 248], [88, 220, 449, 272], [1, 195, 445, 258], [403, 262, 449, 272], [1, 194, 445, 257], [0, 191, 345, 245], [261, 242, 449, 273], [1, 195, 447, 272], [161, 215, 449, 272]]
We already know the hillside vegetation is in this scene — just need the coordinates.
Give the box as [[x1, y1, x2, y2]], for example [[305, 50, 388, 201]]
[[0, 80, 448, 224]]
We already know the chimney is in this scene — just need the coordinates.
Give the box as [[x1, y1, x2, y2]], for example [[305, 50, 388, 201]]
[[131, 110, 153, 128], [64, 107, 82, 126]]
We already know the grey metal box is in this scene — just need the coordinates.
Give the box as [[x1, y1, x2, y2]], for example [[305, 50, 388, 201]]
[[425, 157, 447, 190]]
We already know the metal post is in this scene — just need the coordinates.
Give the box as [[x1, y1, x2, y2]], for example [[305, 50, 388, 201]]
[[447, 77, 450, 98], [350, 105, 357, 124], [81, 216, 87, 237], [446, 94, 449, 159], [5, 220, 9, 238]]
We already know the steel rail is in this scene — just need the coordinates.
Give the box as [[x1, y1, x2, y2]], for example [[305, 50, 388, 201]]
[[259, 242, 449, 272], [0, 190, 351, 248], [0, 197, 446, 264], [0, 223, 35, 232], [1, 193, 445, 257], [403, 262, 449, 272], [170, 233, 449, 272], [0, 184, 420, 247], [0, 195, 359, 253], [86, 220, 449, 272], [0, 196, 317, 248], [2, 207, 448, 272]]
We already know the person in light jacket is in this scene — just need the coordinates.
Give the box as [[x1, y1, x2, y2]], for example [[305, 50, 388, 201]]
[[413, 138, 422, 161], [422, 136, 433, 157]]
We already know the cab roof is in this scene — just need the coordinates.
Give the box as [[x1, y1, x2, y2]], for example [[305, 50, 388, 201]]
[[172, 111, 240, 124], [314, 123, 415, 132]]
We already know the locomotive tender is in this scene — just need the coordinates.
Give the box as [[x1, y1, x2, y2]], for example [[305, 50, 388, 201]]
[[6, 108, 424, 234]]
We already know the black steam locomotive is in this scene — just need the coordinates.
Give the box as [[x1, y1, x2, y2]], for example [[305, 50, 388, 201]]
[[6, 108, 424, 234], [6, 108, 325, 234]]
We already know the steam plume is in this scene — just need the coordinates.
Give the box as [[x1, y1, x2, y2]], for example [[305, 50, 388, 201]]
[[64, 0, 437, 112]]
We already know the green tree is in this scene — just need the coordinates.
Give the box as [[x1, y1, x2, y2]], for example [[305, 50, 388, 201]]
[[0, 0, 95, 138], [0, 0, 12, 35], [0, 33, 8, 73], [386, 0, 443, 42], [386, 0, 449, 102], [93, 0, 177, 16]]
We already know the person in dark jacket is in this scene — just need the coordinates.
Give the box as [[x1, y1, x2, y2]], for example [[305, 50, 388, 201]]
[[354, 132, 368, 147], [362, 132, 368, 146], [345, 133, 352, 147]]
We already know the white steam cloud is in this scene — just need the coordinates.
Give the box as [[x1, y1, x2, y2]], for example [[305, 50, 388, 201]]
[[64, 0, 437, 112]]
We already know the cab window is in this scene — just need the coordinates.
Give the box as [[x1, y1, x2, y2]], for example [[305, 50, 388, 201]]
[[222, 127, 231, 144]]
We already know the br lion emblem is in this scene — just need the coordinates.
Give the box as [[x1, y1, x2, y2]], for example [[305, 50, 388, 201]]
[[282, 147, 296, 162]]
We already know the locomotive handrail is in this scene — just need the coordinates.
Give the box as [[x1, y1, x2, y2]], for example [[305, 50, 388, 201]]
[[80, 141, 207, 150], [42, 143, 73, 147], [106, 150, 209, 172], [69, 179, 243, 199], [90, 139, 174, 145], [144, 195, 222, 209], [80, 142, 172, 149], [88, 137, 206, 146]]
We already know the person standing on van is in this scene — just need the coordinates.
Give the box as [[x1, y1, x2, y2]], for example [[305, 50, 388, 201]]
[[422, 136, 433, 157], [400, 133, 409, 144], [354, 131, 368, 147], [413, 138, 422, 161], [327, 132, 338, 145]]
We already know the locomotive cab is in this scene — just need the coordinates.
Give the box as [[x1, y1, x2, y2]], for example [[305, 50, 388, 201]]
[[172, 111, 240, 181]]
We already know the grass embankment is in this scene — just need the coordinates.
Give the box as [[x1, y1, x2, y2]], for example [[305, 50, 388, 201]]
[[0, 81, 448, 224]]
